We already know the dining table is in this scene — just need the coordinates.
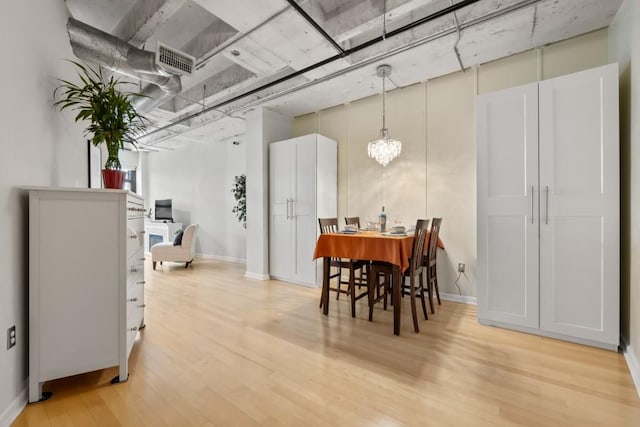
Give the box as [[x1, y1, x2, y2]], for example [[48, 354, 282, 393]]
[[313, 229, 444, 335]]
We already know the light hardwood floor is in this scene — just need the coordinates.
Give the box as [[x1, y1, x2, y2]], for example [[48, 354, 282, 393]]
[[13, 258, 640, 426]]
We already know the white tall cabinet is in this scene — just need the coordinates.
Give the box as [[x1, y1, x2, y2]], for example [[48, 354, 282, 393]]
[[476, 63, 619, 350], [28, 188, 146, 402], [269, 134, 337, 286]]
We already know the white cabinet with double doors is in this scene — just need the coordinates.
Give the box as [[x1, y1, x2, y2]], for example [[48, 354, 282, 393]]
[[269, 133, 337, 286], [476, 63, 619, 350]]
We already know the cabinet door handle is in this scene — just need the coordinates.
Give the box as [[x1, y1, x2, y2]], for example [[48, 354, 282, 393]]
[[291, 199, 295, 218], [129, 234, 138, 239], [531, 186, 534, 224], [136, 280, 146, 285], [139, 257, 146, 261], [139, 230, 146, 234], [130, 267, 138, 273], [138, 304, 146, 308], [129, 327, 138, 332], [286, 198, 291, 220], [545, 186, 549, 225], [128, 297, 138, 302]]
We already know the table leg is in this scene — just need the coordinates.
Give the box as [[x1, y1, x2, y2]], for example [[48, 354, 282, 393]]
[[322, 256, 330, 315], [393, 265, 401, 335]]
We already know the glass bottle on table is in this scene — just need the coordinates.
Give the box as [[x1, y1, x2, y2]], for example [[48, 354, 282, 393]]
[[379, 206, 387, 232]]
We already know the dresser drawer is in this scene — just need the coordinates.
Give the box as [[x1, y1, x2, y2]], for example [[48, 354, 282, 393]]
[[126, 197, 145, 219], [126, 218, 144, 256]]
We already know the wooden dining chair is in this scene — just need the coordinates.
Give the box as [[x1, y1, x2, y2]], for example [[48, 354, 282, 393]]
[[423, 217, 443, 309], [344, 216, 369, 286], [368, 219, 430, 333], [344, 216, 360, 228], [318, 218, 368, 318]]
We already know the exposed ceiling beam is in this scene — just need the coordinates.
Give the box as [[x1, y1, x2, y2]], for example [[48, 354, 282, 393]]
[[113, 0, 187, 47]]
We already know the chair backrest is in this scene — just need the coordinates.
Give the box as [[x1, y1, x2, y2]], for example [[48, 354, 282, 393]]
[[181, 224, 199, 256], [318, 218, 339, 234], [409, 219, 430, 272], [426, 218, 443, 265], [345, 217, 360, 228]]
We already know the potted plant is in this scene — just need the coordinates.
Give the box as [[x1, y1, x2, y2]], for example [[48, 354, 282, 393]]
[[231, 174, 246, 228], [54, 61, 147, 189]]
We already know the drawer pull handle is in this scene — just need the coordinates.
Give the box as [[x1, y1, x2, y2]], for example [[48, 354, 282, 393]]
[[139, 231, 146, 234], [129, 327, 138, 332], [130, 267, 138, 273], [136, 281, 146, 285], [129, 234, 138, 239], [128, 297, 138, 302], [139, 257, 146, 261], [138, 304, 146, 308]]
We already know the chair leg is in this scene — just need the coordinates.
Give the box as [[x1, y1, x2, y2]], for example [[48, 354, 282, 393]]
[[434, 268, 441, 305], [368, 270, 376, 322], [426, 270, 435, 314], [410, 276, 419, 333], [336, 266, 342, 300], [419, 273, 428, 320], [382, 274, 388, 311], [185, 261, 190, 268], [349, 266, 356, 318], [153, 261, 156, 270]]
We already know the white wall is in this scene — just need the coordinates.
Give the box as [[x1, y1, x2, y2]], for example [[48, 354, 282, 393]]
[[293, 29, 609, 298], [0, 1, 88, 423], [144, 139, 247, 262], [609, 0, 640, 370]]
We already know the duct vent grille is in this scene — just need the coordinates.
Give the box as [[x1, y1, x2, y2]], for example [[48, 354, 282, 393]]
[[156, 42, 195, 75]]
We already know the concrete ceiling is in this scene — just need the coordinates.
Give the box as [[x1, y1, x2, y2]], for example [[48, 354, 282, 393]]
[[64, 0, 622, 149]]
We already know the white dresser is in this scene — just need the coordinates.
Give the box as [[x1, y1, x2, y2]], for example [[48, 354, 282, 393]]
[[28, 188, 146, 402]]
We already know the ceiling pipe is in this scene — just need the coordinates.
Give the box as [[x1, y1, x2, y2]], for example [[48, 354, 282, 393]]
[[66, 17, 182, 113], [450, 0, 465, 72], [141, 0, 483, 139]]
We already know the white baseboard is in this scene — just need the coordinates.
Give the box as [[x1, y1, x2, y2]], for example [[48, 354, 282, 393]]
[[245, 271, 270, 280], [0, 385, 27, 427], [623, 341, 640, 399], [196, 253, 246, 264], [440, 292, 477, 305]]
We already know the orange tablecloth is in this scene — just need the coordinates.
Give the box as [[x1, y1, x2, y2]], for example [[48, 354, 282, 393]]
[[313, 231, 444, 272], [313, 231, 414, 272]]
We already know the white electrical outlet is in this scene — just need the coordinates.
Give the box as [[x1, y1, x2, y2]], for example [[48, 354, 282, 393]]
[[458, 263, 465, 273], [7, 325, 16, 350]]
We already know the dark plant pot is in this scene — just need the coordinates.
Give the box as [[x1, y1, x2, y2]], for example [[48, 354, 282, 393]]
[[102, 169, 126, 189]]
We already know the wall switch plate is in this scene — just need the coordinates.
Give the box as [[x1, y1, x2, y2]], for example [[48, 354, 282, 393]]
[[458, 263, 465, 273], [7, 326, 16, 350]]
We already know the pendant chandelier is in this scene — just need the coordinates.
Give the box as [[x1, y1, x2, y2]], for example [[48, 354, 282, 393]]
[[368, 64, 401, 167]]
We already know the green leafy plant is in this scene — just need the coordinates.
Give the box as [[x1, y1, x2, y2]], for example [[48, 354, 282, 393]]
[[53, 61, 147, 170], [231, 174, 246, 228]]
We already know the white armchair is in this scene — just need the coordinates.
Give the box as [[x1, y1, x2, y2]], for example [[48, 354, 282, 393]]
[[152, 224, 199, 270]]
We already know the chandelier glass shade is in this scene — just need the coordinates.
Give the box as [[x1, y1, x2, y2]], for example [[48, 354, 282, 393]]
[[368, 64, 401, 166], [368, 128, 401, 167]]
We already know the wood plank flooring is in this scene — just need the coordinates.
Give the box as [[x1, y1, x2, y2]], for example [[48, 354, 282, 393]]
[[13, 258, 640, 426]]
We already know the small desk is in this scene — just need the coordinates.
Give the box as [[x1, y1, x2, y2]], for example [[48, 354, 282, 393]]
[[312, 231, 415, 335]]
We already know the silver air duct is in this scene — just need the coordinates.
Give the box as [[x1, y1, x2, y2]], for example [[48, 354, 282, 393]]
[[66, 17, 182, 113]]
